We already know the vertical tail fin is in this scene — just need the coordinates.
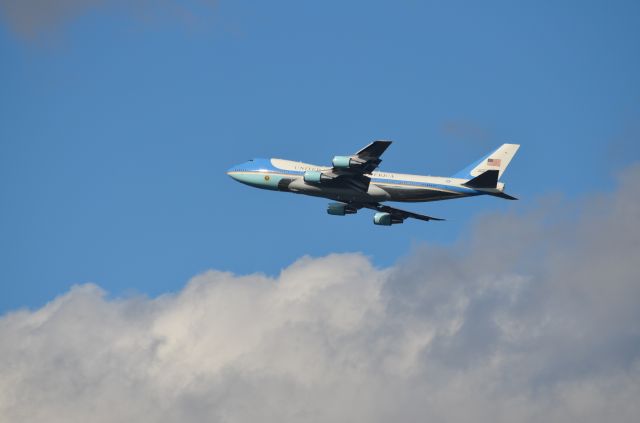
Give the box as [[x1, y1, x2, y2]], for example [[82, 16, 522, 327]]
[[452, 143, 520, 180]]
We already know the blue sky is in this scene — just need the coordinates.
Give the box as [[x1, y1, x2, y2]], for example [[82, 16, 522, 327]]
[[1, 0, 639, 312]]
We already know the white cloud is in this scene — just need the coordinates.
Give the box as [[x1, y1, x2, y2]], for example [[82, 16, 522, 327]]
[[1, 165, 639, 423]]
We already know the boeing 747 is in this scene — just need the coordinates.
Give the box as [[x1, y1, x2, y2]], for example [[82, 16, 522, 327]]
[[227, 141, 520, 225]]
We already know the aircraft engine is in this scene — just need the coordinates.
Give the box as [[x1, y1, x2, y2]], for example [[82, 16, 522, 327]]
[[331, 155, 365, 169], [303, 171, 332, 183], [327, 203, 358, 216], [373, 212, 403, 226]]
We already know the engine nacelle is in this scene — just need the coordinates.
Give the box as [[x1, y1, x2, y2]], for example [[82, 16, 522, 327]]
[[331, 155, 365, 169], [303, 170, 332, 183], [327, 203, 358, 216], [373, 212, 403, 226]]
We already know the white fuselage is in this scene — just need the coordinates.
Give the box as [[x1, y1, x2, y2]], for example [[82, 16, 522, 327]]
[[227, 158, 505, 204]]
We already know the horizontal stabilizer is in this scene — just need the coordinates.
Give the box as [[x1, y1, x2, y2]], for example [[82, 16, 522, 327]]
[[463, 170, 498, 189], [488, 191, 518, 200]]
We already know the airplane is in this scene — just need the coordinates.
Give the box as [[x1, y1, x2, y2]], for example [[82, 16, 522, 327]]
[[227, 141, 520, 225]]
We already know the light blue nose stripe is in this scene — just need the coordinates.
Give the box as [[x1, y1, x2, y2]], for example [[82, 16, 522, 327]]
[[228, 172, 283, 190]]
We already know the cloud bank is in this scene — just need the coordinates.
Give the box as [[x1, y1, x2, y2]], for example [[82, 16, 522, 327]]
[[1, 165, 639, 422], [0, 0, 216, 39]]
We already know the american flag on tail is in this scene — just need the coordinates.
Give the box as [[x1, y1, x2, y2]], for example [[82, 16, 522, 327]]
[[487, 158, 501, 167]]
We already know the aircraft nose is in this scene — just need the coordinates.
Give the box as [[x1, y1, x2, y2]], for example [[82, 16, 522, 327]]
[[227, 164, 240, 179]]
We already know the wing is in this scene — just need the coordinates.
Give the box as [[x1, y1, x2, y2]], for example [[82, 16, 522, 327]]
[[360, 202, 445, 222], [351, 140, 393, 173], [324, 140, 392, 191]]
